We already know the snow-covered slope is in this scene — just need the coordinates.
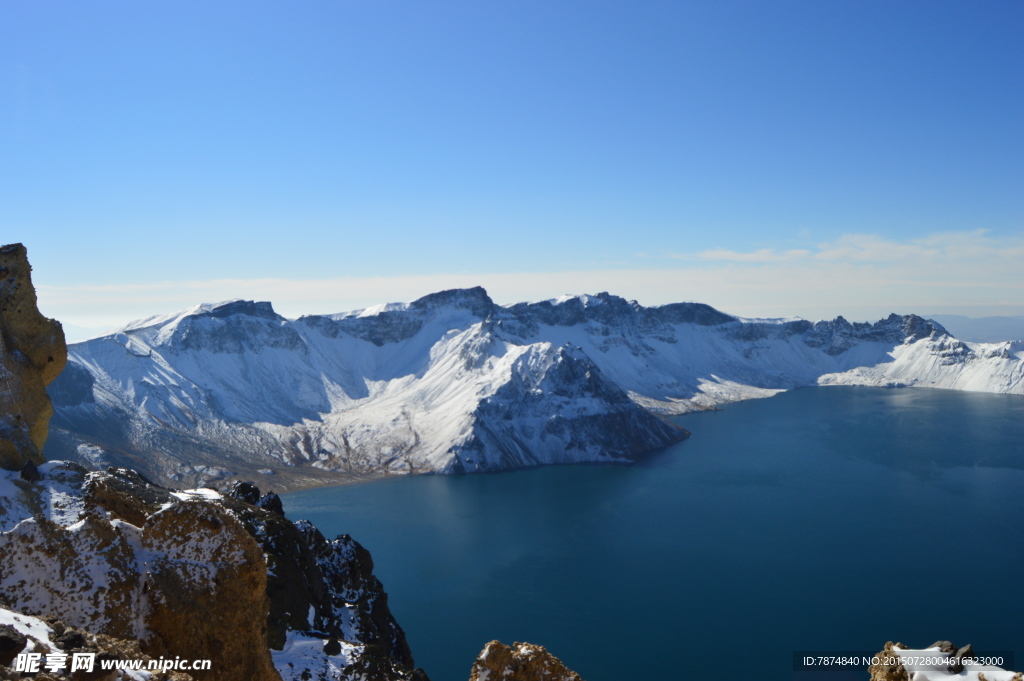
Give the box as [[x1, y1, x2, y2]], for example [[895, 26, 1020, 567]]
[[45, 288, 1024, 487]]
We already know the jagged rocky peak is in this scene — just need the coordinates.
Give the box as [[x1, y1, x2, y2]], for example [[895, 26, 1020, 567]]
[[901, 312, 948, 339], [0, 243, 67, 471], [846, 312, 947, 341], [469, 641, 584, 681], [797, 312, 950, 356]]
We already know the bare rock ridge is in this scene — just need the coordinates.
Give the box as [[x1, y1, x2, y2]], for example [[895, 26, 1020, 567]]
[[469, 641, 584, 681], [0, 464, 428, 681], [0, 243, 66, 471]]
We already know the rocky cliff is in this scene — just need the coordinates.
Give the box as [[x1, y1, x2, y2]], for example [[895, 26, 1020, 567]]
[[0, 463, 428, 681], [0, 244, 66, 471], [468, 641, 583, 681]]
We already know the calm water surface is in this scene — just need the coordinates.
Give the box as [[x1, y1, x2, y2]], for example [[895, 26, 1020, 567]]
[[282, 387, 1024, 681]]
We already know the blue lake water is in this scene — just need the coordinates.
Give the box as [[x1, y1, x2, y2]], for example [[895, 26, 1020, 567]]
[[281, 387, 1024, 681]]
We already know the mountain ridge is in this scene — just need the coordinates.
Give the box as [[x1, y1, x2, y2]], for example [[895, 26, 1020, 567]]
[[44, 288, 1023, 489]]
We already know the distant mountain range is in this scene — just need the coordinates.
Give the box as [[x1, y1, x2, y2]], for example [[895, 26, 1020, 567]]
[[45, 288, 1024, 489]]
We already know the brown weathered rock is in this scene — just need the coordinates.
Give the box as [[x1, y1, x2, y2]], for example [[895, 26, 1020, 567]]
[[468, 641, 583, 681], [0, 242, 66, 470], [868, 642, 909, 681], [0, 497, 279, 681], [0, 613, 195, 681], [0, 512, 141, 639], [141, 501, 279, 681], [84, 474, 167, 527], [1, 466, 428, 681]]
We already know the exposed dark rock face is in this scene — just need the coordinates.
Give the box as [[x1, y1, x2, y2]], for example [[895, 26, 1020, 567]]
[[0, 243, 66, 470], [228, 480, 261, 505], [450, 345, 689, 473], [800, 313, 946, 356], [256, 492, 285, 515], [19, 461, 39, 482], [468, 641, 583, 681], [220, 480, 424, 680], [297, 522, 417, 676], [410, 287, 494, 317], [0, 624, 26, 667], [197, 300, 282, 322], [651, 300, 736, 326], [168, 311, 305, 355]]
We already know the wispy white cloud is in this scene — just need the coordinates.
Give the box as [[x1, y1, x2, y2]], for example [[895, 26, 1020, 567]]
[[697, 229, 1024, 265], [698, 248, 811, 262], [39, 229, 1024, 337]]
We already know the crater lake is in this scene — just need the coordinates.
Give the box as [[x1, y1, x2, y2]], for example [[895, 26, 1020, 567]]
[[282, 386, 1024, 681]]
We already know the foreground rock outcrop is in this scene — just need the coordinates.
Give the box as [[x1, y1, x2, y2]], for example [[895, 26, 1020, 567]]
[[0, 463, 428, 681], [869, 641, 1023, 681], [0, 606, 195, 680], [469, 641, 583, 681], [0, 243, 66, 471]]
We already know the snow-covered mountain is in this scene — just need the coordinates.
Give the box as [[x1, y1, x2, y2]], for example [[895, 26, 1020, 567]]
[[45, 288, 1024, 488]]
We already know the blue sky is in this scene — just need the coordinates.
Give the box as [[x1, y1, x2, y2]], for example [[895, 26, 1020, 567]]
[[2, 1, 1022, 336]]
